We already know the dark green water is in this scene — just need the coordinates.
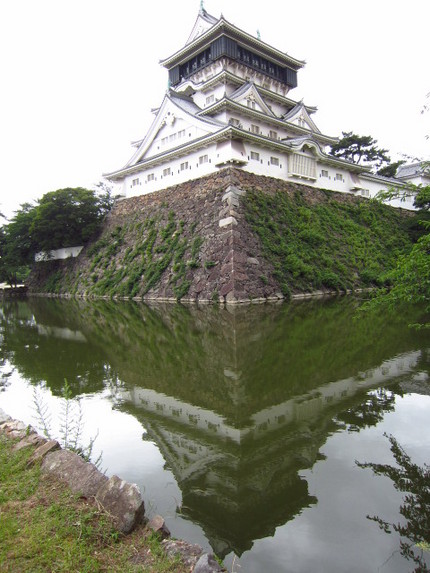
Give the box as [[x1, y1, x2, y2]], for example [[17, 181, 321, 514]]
[[1, 296, 429, 572]]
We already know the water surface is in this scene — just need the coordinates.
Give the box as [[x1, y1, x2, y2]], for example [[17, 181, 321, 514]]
[[1, 296, 429, 572]]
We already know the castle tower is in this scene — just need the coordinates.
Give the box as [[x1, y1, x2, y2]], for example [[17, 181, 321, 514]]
[[105, 7, 397, 201]]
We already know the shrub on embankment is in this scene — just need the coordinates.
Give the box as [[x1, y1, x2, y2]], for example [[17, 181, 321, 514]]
[[26, 168, 417, 302]]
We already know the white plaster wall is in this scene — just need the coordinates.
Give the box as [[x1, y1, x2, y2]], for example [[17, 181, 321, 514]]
[[193, 84, 226, 109], [35, 246, 83, 262], [125, 144, 218, 197]]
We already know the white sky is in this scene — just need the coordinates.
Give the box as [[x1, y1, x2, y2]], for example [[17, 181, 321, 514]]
[[1, 0, 429, 219]]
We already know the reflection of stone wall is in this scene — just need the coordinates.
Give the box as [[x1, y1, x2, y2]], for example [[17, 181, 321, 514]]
[[9, 296, 428, 417]]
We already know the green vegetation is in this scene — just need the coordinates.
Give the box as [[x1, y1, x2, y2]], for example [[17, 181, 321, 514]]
[[329, 131, 391, 173], [363, 180, 430, 327], [0, 434, 187, 572], [37, 207, 204, 301], [243, 187, 415, 295], [0, 187, 113, 287], [357, 434, 430, 572]]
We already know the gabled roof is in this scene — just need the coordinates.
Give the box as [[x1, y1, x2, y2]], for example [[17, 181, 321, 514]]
[[396, 162, 430, 180], [123, 91, 224, 168], [185, 8, 218, 45], [283, 102, 320, 133], [174, 69, 317, 114], [228, 82, 276, 116]]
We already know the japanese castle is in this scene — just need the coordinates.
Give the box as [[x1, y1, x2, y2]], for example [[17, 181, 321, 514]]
[[105, 6, 414, 207]]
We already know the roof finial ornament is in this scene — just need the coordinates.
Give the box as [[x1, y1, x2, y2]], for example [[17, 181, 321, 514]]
[[200, 0, 205, 12], [257, 29, 261, 40]]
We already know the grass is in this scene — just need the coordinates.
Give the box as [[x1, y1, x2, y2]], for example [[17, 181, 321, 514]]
[[0, 435, 188, 573], [243, 188, 415, 294]]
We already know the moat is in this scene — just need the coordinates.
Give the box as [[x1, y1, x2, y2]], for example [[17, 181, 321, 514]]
[[1, 296, 429, 572]]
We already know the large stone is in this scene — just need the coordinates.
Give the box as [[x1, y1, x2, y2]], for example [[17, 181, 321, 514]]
[[13, 432, 47, 451], [218, 216, 237, 228], [162, 539, 203, 569], [95, 475, 145, 534], [148, 514, 170, 538], [27, 439, 60, 466], [0, 419, 32, 440], [0, 409, 11, 424], [41, 449, 107, 496], [193, 553, 225, 572]]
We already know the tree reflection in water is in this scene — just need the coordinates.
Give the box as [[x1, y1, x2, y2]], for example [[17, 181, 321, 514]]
[[358, 434, 430, 572]]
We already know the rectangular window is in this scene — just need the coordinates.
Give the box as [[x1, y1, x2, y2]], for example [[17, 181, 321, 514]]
[[361, 189, 370, 197], [169, 133, 177, 142], [147, 173, 155, 182], [289, 153, 316, 179], [199, 154, 208, 165], [161, 137, 168, 146], [251, 124, 260, 134], [132, 178, 140, 186], [206, 94, 214, 105], [229, 118, 241, 127], [270, 156, 279, 166], [247, 99, 256, 109], [180, 161, 189, 171], [250, 151, 260, 161], [321, 169, 329, 177], [177, 129, 185, 139], [269, 130, 278, 140], [163, 167, 171, 177], [335, 173, 343, 181]]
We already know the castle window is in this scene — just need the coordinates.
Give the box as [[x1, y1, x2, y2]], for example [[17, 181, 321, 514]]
[[270, 156, 279, 166], [321, 170, 329, 178], [163, 167, 171, 177], [147, 173, 155, 182], [269, 130, 278, 140], [161, 137, 168, 146], [361, 189, 370, 197], [206, 94, 214, 105], [199, 154, 208, 165], [335, 173, 343, 181], [169, 133, 177, 142], [178, 130, 185, 139], [251, 124, 260, 134], [132, 178, 140, 186], [289, 153, 316, 179], [250, 151, 260, 161], [180, 161, 189, 171], [247, 99, 256, 109], [229, 118, 241, 127]]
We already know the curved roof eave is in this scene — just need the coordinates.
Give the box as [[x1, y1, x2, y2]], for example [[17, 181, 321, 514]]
[[160, 17, 305, 70], [199, 98, 336, 145]]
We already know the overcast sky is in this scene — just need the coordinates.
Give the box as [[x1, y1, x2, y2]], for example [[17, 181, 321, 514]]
[[1, 0, 428, 219]]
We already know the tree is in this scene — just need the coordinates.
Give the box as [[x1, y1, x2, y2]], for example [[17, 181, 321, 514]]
[[357, 434, 430, 572], [329, 131, 391, 172], [364, 178, 430, 328], [0, 203, 37, 286], [377, 160, 406, 178], [30, 187, 113, 252]]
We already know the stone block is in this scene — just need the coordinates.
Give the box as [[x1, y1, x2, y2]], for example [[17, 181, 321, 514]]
[[218, 216, 237, 228], [148, 514, 170, 538], [194, 553, 225, 572], [0, 409, 11, 424], [162, 539, 203, 569], [219, 281, 234, 297], [28, 439, 61, 466], [13, 433, 47, 451], [41, 449, 107, 496], [96, 475, 145, 534]]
